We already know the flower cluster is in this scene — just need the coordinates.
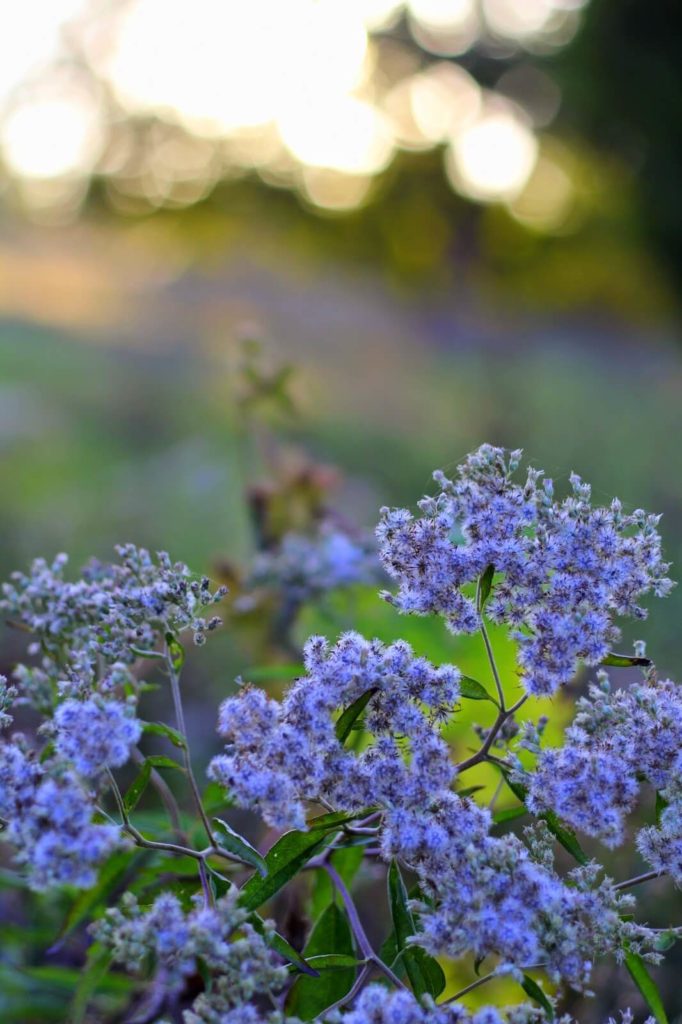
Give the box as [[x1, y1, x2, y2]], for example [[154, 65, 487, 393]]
[[0, 544, 227, 892], [523, 674, 682, 847], [245, 524, 381, 604], [54, 697, 142, 777], [94, 889, 288, 1023], [381, 797, 644, 990], [0, 740, 121, 889], [209, 631, 655, 988], [377, 445, 672, 694], [1, 545, 226, 707], [208, 631, 460, 829], [2, 446, 680, 1023]]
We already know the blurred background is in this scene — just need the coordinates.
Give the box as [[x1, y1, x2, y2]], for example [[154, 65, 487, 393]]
[[1, 0, 682, 1020]]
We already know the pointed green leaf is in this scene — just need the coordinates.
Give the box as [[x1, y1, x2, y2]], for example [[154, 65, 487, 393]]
[[493, 805, 528, 825], [624, 950, 669, 1024], [141, 721, 187, 749], [478, 564, 495, 609], [336, 689, 378, 744], [70, 944, 113, 1024], [213, 818, 268, 877], [386, 860, 445, 999], [129, 646, 165, 661], [295, 954, 362, 971], [601, 653, 651, 668], [165, 634, 185, 672], [521, 975, 554, 1019], [123, 760, 152, 813], [146, 754, 185, 771], [459, 676, 498, 705], [457, 785, 486, 799], [238, 812, 357, 911], [249, 914, 319, 976], [287, 903, 356, 1019], [53, 851, 139, 948]]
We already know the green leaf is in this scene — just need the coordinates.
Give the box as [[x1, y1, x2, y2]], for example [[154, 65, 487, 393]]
[[146, 754, 185, 771], [541, 809, 588, 866], [655, 791, 669, 824], [141, 721, 187, 748], [129, 645, 165, 661], [123, 760, 152, 813], [53, 850, 139, 947], [239, 812, 357, 911], [287, 903, 356, 1019], [459, 676, 498, 705], [249, 914, 319, 976], [295, 954, 362, 971], [478, 564, 495, 609], [521, 974, 554, 1019], [213, 818, 268, 877], [493, 805, 528, 825], [165, 633, 185, 672], [601, 653, 652, 668], [386, 860, 445, 999], [335, 689, 378, 744], [654, 931, 678, 954], [624, 949, 669, 1024], [70, 944, 113, 1024], [456, 785, 486, 799]]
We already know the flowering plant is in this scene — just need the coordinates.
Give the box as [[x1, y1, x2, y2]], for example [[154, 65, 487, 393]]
[[1, 446, 680, 1024]]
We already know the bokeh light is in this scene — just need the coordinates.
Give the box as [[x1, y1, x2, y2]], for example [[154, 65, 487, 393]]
[[445, 100, 538, 201], [0, 0, 587, 221]]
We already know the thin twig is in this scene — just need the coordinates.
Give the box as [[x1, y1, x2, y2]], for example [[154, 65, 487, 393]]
[[456, 694, 528, 773], [165, 643, 215, 845], [107, 768, 251, 868], [477, 578, 505, 710], [614, 869, 664, 892]]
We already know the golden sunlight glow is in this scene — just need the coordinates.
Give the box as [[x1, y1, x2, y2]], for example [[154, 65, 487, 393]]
[[445, 101, 538, 201], [105, 0, 369, 136], [0, 0, 87, 101], [279, 95, 392, 175], [0, 0, 579, 214], [1, 85, 103, 180]]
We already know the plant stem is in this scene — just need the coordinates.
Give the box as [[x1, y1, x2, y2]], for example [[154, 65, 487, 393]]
[[478, 611, 505, 711], [456, 693, 528, 773], [165, 643, 215, 846], [323, 862, 407, 991], [106, 768, 252, 869], [614, 869, 664, 892], [446, 969, 498, 1001], [316, 964, 372, 1019], [131, 745, 185, 843]]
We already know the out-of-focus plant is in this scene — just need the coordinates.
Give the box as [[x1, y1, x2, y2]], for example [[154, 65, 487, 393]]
[[1, 445, 681, 1024]]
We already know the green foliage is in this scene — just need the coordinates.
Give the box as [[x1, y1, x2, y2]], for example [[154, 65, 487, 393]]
[[286, 903, 357, 1019], [385, 861, 445, 1000]]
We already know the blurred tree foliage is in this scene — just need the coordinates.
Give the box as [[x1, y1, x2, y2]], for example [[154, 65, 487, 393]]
[[556, 0, 682, 296]]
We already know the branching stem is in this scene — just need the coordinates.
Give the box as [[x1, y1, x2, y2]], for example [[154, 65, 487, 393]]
[[323, 861, 407, 992], [456, 693, 528, 773]]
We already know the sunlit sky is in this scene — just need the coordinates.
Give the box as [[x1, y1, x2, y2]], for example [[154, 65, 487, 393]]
[[0, 0, 588, 222]]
